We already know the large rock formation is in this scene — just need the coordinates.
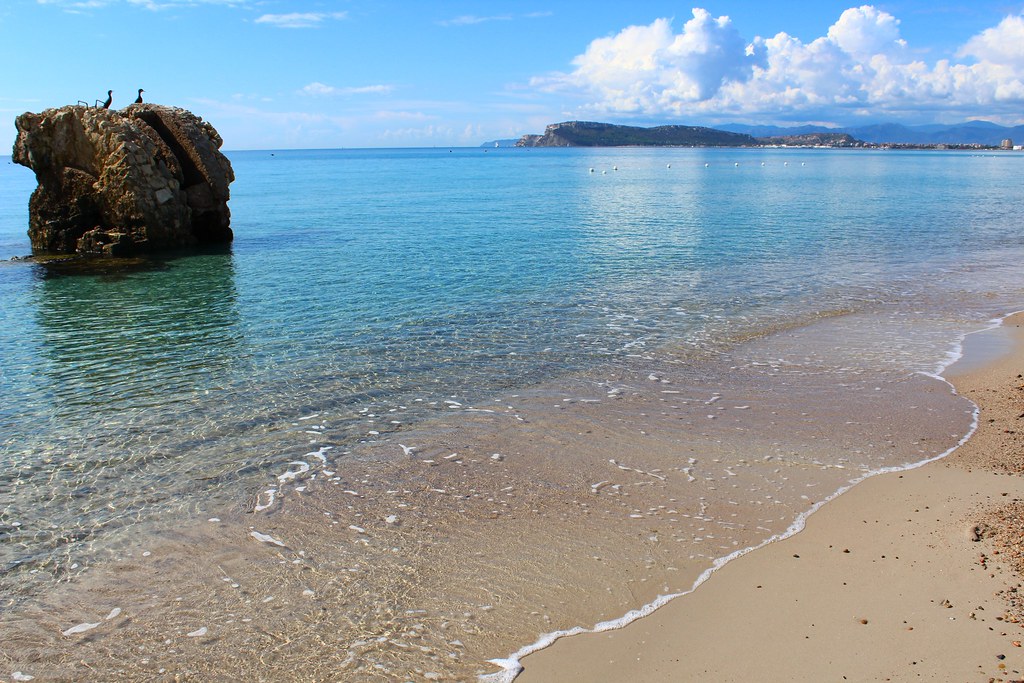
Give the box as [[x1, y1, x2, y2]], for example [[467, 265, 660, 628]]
[[13, 104, 234, 255]]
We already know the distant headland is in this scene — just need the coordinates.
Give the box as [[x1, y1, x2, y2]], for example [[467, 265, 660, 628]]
[[487, 120, 1022, 150], [516, 121, 759, 148]]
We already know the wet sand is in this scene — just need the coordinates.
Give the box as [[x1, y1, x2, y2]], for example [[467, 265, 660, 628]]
[[518, 315, 1024, 682]]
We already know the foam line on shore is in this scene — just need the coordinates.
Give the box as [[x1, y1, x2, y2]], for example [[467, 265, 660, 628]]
[[479, 310, 1021, 683], [928, 311, 1018, 378]]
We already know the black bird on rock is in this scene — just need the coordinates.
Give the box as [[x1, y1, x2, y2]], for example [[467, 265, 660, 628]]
[[135, 88, 144, 104], [100, 90, 112, 109]]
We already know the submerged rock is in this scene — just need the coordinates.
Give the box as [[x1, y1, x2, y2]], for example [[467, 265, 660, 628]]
[[12, 103, 234, 255]]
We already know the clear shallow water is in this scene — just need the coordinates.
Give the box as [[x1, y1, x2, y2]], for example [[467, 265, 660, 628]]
[[1, 147, 1024, 678], [2, 146, 1022, 559]]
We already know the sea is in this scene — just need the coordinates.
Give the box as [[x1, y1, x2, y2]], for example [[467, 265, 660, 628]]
[[1, 146, 1023, 681]]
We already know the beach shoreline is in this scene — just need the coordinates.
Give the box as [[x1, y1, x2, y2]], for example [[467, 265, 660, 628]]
[[0, 301, 990, 682], [515, 314, 1024, 682], [2, 147, 1024, 683]]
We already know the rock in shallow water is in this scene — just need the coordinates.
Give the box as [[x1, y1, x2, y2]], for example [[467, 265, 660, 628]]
[[12, 103, 233, 255]]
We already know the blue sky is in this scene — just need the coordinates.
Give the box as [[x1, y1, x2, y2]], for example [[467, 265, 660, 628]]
[[3, 1, 1024, 149]]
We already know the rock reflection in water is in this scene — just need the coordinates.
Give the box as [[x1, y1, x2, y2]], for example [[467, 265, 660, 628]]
[[0, 251, 242, 590]]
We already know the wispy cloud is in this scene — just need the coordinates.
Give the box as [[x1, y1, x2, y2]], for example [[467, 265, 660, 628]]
[[437, 11, 550, 27], [36, 0, 112, 10], [188, 96, 361, 145], [379, 124, 458, 141], [255, 11, 347, 29], [438, 14, 511, 27], [126, 0, 248, 9], [378, 122, 490, 145], [372, 110, 432, 121], [38, 0, 251, 9], [302, 82, 395, 96]]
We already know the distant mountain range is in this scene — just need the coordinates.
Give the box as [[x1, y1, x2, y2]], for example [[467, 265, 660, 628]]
[[719, 121, 1023, 146]]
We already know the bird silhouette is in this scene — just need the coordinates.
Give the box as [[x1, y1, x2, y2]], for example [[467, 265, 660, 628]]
[[135, 88, 144, 104], [100, 90, 112, 109]]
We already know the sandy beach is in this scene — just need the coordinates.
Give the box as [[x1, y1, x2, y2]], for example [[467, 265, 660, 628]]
[[0, 305, 1002, 682], [518, 315, 1024, 682]]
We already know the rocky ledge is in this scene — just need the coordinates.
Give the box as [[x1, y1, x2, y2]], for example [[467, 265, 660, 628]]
[[13, 104, 233, 255]]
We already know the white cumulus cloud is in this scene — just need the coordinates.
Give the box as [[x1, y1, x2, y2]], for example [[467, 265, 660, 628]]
[[959, 14, 1024, 67], [826, 5, 906, 60], [552, 10, 757, 112], [536, 6, 1024, 124]]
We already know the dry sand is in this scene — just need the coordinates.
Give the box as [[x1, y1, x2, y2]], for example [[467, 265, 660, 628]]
[[518, 315, 1024, 683]]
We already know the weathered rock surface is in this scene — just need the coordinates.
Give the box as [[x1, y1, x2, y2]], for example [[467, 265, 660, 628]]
[[13, 104, 234, 255]]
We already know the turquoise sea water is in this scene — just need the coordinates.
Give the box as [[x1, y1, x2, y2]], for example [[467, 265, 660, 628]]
[[1, 146, 1023, 597]]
